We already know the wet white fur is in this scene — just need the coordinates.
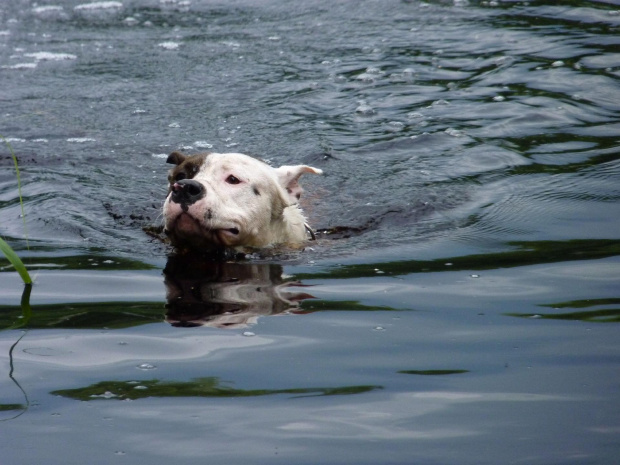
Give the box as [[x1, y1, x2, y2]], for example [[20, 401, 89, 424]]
[[163, 152, 322, 249]]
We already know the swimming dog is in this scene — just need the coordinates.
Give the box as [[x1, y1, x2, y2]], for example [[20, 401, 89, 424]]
[[163, 151, 322, 251]]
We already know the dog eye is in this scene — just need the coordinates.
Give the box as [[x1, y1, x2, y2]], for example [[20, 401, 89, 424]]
[[226, 174, 241, 185]]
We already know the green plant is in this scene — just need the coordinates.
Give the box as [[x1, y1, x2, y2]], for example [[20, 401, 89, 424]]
[[0, 136, 31, 284], [0, 237, 31, 284]]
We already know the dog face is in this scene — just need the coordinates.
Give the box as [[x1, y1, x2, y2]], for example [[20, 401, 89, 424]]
[[163, 152, 322, 250]]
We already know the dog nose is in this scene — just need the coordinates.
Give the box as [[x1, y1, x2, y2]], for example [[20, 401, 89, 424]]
[[170, 179, 206, 205]]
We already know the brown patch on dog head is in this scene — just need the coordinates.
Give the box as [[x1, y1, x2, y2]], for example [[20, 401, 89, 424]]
[[167, 151, 187, 166], [167, 152, 209, 190]]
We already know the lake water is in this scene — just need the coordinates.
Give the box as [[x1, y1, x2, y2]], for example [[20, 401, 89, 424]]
[[1, 0, 619, 463]]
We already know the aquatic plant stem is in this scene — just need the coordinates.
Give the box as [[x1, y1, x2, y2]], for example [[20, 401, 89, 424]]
[[0, 136, 31, 284], [0, 237, 32, 284], [1, 136, 28, 238], [0, 331, 30, 421]]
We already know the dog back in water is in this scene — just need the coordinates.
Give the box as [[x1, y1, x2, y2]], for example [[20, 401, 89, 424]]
[[163, 151, 322, 250]]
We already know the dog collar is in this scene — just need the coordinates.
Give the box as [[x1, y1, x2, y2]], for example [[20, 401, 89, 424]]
[[304, 223, 316, 241]]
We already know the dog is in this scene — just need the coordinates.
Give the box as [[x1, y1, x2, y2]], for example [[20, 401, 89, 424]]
[[163, 151, 322, 251]]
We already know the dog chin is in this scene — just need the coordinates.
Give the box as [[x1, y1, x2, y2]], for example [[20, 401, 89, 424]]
[[167, 212, 242, 248]]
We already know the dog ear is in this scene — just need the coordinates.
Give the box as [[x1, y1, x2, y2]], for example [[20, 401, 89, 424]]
[[275, 165, 323, 203], [167, 151, 186, 165]]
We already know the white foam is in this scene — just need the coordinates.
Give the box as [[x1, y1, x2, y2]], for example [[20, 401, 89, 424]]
[[24, 52, 77, 61], [158, 41, 180, 50], [74, 1, 123, 11], [2, 63, 37, 70], [32, 5, 67, 19], [33, 5, 65, 14], [194, 141, 213, 149], [67, 137, 96, 143]]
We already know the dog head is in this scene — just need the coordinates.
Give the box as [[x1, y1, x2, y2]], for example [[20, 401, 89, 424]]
[[163, 151, 322, 250]]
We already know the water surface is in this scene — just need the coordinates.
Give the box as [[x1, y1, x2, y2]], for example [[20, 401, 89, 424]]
[[1, 1, 619, 464]]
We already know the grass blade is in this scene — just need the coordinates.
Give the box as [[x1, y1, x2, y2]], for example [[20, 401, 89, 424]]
[[0, 236, 32, 284], [1, 135, 31, 284]]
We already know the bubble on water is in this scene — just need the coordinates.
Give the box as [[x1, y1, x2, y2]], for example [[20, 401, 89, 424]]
[[67, 137, 96, 143], [74, 1, 123, 20], [355, 72, 376, 82], [373, 326, 386, 331], [75, 1, 123, 10], [355, 102, 376, 115], [365, 66, 383, 74], [194, 140, 213, 149], [445, 128, 463, 137], [168, 122, 181, 128], [431, 99, 450, 107], [551, 60, 564, 67], [242, 331, 256, 337], [159, 41, 180, 50], [470, 274, 480, 278], [609, 10, 620, 16], [493, 95, 505, 102], [407, 112, 424, 120], [268, 36, 281, 41], [91, 391, 118, 398], [137, 363, 157, 370], [33, 6, 64, 14], [2, 62, 36, 70], [529, 314, 542, 319], [25, 52, 77, 61], [133, 385, 148, 390], [32, 5, 68, 21], [385, 121, 405, 132], [123, 17, 139, 26]]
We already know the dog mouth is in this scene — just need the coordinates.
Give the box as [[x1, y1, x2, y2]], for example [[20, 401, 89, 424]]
[[168, 212, 240, 246]]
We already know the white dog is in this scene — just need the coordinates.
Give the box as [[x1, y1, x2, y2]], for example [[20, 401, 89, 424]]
[[163, 151, 322, 250]]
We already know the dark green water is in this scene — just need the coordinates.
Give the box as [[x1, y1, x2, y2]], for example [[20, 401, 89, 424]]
[[1, 1, 619, 463]]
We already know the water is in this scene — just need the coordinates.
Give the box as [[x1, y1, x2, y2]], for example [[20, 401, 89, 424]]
[[1, 0, 619, 463]]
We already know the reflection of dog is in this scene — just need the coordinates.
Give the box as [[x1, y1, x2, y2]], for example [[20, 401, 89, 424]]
[[163, 255, 314, 328], [163, 151, 322, 251]]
